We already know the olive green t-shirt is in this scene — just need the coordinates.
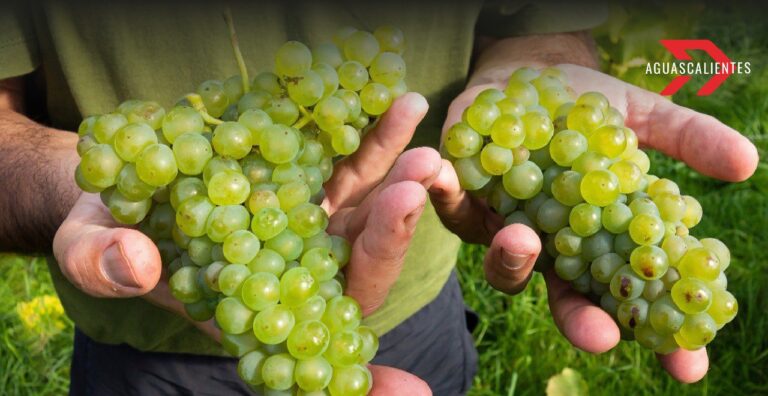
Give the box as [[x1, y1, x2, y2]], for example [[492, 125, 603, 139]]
[[1, 1, 605, 356]]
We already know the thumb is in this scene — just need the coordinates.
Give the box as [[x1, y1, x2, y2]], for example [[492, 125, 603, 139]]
[[53, 193, 161, 297], [483, 223, 541, 294], [369, 365, 432, 396]]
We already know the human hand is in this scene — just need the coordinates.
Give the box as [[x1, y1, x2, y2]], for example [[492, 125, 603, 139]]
[[53, 92, 437, 394], [429, 63, 758, 383]]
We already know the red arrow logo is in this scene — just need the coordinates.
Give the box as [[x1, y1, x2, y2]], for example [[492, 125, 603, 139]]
[[659, 39, 732, 96]]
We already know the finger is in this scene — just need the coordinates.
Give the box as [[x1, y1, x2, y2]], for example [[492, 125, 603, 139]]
[[483, 223, 541, 294], [326, 93, 429, 211], [335, 147, 442, 240], [544, 269, 620, 353], [657, 348, 709, 383], [145, 280, 221, 342], [558, 64, 758, 182], [369, 365, 432, 396], [344, 181, 427, 316], [52, 193, 161, 297], [428, 159, 503, 244], [624, 87, 758, 182]]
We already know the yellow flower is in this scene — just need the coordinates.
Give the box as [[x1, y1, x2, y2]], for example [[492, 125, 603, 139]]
[[15, 294, 67, 336]]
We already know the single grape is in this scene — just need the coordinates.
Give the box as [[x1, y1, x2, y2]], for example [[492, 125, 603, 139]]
[[580, 170, 620, 207], [628, 213, 665, 246], [374, 25, 405, 53], [648, 294, 685, 335], [295, 356, 333, 392], [590, 252, 624, 283], [80, 144, 124, 189], [454, 155, 492, 191], [344, 30, 379, 66], [671, 278, 712, 314], [521, 112, 554, 150], [116, 164, 156, 201], [677, 313, 717, 348], [536, 198, 570, 234], [630, 245, 669, 280], [601, 202, 633, 233], [588, 125, 626, 158], [554, 227, 582, 256], [223, 230, 261, 264], [677, 247, 721, 281], [207, 170, 250, 206], [260, 125, 301, 164], [197, 80, 230, 117], [168, 265, 202, 304], [292, 295, 327, 323], [206, 204, 250, 242], [215, 296, 255, 334], [444, 122, 482, 158], [337, 61, 369, 91], [581, 229, 614, 262], [549, 129, 588, 166], [93, 113, 128, 144], [277, 181, 311, 211], [136, 144, 178, 187], [253, 305, 296, 344], [176, 196, 215, 237], [324, 330, 363, 367], [554, 254, 587, 281], [502, 161, 543, 199], [275, 41, 312, 78], [312, 43, 344, 68], [480, 143, 514, 175], [322, 296, 361, 333], [465, 101, 501, 135], [566, 104, 604, 134], [328, 365, 371, 396], [261, 353, 296, 391], [287, 320, 330, 359], [617, 298, 649, 329], [700, 238, 730, 271], [708, 288, 738, 328], [609, 264, 645, 301], [572, 151, 610, 174], [331, 125, 361, 155], [237, 350, 267, 385], [280, 267, 319, 307], [569, 203, 602, 237], [551, 170, 584, 206], [504, 80, 538, 107], [265, 229, 304, 261], [609, 160, 643, 194], [681, 195, 703, 228]]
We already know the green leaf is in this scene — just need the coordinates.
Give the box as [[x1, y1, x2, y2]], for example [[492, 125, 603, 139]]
[[546, 367, 589, 396]]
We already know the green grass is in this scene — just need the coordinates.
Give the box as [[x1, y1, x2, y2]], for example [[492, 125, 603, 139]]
[[460, 7, 768, 396], [0, 255, 72, 395], [1, 6, 766, 396]]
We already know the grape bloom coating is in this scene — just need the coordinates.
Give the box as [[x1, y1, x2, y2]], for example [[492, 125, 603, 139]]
[[443, 66, 737, 354], [74, 23, 408, 396]]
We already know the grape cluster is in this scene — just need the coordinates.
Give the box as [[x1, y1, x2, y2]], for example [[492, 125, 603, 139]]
[[443, 67, 737, 353], [74, 24, 407, 395]]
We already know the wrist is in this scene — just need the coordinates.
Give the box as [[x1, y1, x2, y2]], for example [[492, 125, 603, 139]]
[[467, 31, 599, 88]]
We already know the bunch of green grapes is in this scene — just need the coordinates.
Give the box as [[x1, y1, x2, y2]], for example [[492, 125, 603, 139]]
[[442, 66, 737, 354], [75, 24, 407, 396]]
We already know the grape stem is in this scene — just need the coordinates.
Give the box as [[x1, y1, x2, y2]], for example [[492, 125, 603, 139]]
[[223, 8, 250, 94], [185, 93, 224, 125], [292, 105, 314, 130]]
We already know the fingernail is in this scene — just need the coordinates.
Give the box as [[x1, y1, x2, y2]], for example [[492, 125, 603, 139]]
[[101, 243, 141, 288], [501, 250, 533, 271]]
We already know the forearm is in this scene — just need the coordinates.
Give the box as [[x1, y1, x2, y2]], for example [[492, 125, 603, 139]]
[[468, 31, 599, 87], [0, 109, 81, 253]]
